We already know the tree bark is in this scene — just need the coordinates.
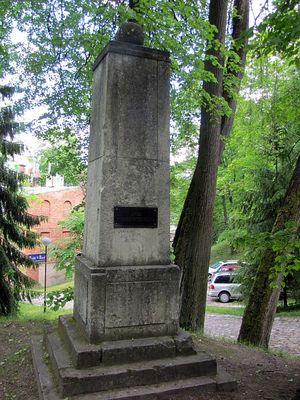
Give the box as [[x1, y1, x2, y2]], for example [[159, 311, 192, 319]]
[[283, 284, 288, 309], [173, 0, 249, 252], [238, 153, 300, 347], [174, 0, 228, 330], [173, 0, 249, 331], [219, 0, 249, 156]]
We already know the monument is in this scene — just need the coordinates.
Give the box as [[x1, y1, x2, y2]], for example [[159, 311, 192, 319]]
[[32, 22, 236, 399]]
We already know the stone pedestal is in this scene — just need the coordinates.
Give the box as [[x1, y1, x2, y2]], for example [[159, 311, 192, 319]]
[[74, 258, 180, 343], [32, 24, 236, 399], [73, 37, 180, 344]]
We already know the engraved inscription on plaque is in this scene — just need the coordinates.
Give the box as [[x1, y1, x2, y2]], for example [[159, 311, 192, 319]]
[[114, 206, 158, 228]]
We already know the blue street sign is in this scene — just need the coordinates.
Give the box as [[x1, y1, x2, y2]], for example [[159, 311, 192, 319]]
[[28, 253, 46, 262]]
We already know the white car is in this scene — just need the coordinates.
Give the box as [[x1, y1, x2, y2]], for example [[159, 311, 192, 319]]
[[208, 272, 241, 303], [208, 260, 241, 280]]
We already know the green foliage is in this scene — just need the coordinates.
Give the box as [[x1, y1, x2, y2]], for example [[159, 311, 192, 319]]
[[0, 86, 42, 316], [3, 0, 242, 157], [269, 223, 300, 283], [7, 0, 211, 131], [212, 59, 300, 301], [46, 287, 74, 311], [254, 0, 300, 66], [0, 1, 19, 77], [37, 127, 87, 186], [215, 59, 300, 252], [170, 157, 196, 224], [49, 206, 84, 279], [2, 0, 299, 316], [209, 240, 243, 265]]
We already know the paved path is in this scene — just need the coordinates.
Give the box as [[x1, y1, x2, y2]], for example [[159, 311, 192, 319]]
[[32, 295, 299, 357], [204, 313, 300, 357]]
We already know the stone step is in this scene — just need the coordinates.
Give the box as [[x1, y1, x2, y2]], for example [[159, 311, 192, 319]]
[[32, 334, 236, 400], [58, 315, 196, 369], [74, 376, 217, 399], [58, 315, 102, 369], [47, 332, 218, 398]]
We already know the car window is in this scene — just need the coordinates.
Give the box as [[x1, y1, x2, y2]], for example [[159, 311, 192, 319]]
[[214, 275, 230, 284], [210, 261, 222, 270], [220, 264, 240, 271]]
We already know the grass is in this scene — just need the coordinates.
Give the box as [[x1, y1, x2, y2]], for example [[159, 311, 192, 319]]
[[206, 305, 245, 316], [1, 283, 298, 323], [0, 303, 72, 322], [206, 303, 300, 317], [2, 302, 296, 323], [30, 280, 74, 294], [275, 309, 300, 317]]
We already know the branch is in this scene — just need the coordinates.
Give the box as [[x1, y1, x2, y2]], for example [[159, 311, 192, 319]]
[[219, 0, 250, 158]]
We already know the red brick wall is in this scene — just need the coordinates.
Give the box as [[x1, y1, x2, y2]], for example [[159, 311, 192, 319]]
[[25, 267, 39, 281], [24, 186, 85, 256]]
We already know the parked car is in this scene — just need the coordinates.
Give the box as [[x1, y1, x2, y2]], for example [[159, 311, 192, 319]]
[[208, 260, 242, 280], [208, 272, 241, 303]]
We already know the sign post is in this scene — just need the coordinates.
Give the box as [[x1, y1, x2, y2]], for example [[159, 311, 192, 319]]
[[41, 237, 51, 313]]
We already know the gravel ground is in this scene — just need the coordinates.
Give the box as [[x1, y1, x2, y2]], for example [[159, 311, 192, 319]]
[[205, 313, 300, 357], [1, 321, 299, 400]]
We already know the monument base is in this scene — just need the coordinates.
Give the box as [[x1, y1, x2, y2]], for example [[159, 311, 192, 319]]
[[73, 254, 181, 343], [31, 315, 237, 399], [32, 257, 236, 398]]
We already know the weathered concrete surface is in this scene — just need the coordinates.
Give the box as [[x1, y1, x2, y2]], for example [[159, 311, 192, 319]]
[[74, 256, 180, 342], [74, 38, 178, 344], [83, 46, 170, 267], [31, 332, 236, 399], [83, 156, 170, 267], [73, 26, 178, 347], [58, 315, 196, 369]]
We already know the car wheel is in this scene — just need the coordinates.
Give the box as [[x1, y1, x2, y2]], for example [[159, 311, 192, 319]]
[[219, 291, 230, 303]]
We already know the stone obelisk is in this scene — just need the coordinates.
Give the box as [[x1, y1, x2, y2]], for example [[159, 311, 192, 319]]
[[73, 22, 181, 343], [32, 23, 236, 399]]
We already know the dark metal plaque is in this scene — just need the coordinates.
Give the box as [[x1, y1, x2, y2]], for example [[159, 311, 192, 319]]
[[114, 206, 158, 228]]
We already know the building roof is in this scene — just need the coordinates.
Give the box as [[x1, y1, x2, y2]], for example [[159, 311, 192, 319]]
[[25, 186, 82, 194]]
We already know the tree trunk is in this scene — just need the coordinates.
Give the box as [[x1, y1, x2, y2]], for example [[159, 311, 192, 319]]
[[173, 0, 249, 252], [173, 0, 249, 331], [283, 284, 288, 309], [238, 153, 300, 347], [174, 0, 228, 331], [219, 0, 249, 156]]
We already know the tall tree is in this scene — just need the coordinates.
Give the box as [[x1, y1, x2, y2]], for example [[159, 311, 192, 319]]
[[10, 0, 209, 131], [174, 0, 249, 330], [237, 0, 300, 348], [174, 0, 228, 330], [0, 86, 41, 315], [214, 58, 300, 254], [238, 153, 300, 346]]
